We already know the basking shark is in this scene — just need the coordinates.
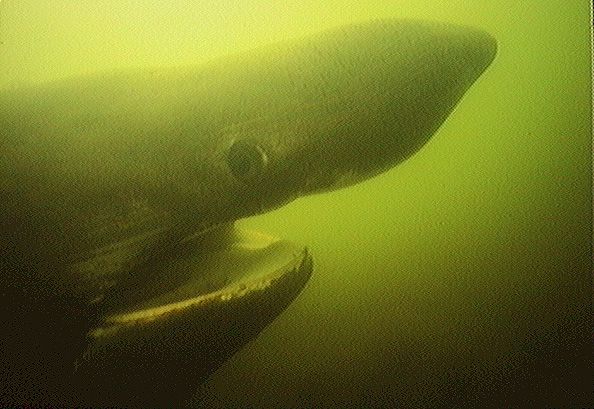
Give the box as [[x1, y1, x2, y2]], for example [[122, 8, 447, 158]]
[[0, 19, 496, 406]]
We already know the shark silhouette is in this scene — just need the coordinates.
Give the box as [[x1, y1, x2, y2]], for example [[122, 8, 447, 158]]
[[0, 19, 496, 406]]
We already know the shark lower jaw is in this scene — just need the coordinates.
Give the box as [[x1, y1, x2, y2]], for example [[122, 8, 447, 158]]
[[74, 227, 313, 407]]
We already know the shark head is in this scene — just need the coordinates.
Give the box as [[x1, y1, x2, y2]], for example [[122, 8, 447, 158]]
[[213, 20, 497, 215], [78, 20, 497, 405], [0, 19, 496, 407]]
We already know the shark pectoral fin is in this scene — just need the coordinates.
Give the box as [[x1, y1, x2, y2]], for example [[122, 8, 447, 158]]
[[74, 227, 312, 407]]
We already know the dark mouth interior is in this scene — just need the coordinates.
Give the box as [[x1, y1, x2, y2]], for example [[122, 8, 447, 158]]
[[97, 228, 308, 324], [130, 237, 304, 312]]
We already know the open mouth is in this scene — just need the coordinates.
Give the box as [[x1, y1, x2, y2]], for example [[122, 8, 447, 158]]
[[75, 227, 313, 406]]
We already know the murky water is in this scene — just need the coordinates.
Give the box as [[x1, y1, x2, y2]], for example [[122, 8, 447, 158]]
[[0, 1, 590, 407]]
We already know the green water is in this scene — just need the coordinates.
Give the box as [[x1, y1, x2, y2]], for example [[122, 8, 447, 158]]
[[0, 1, 590, 407]]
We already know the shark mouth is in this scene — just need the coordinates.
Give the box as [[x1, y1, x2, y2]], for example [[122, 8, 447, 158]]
[[74, 227, 313, 407]]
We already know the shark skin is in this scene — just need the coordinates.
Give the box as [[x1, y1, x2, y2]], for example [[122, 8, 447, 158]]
[[0, 19, 496, 406]]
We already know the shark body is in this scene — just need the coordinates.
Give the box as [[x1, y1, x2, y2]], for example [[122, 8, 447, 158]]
[[0, 19, 496, 406]]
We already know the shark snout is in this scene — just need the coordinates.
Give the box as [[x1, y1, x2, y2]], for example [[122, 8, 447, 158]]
[[450, 26, 498, 83], [476, 30, 498, 71], [293, 21, 499, 192]]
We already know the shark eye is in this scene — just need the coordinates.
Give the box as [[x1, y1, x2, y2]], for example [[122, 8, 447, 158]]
[[227, 140, 268, 183]]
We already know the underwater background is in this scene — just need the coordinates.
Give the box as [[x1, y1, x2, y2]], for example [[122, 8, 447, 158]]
[[0, 1, 590, 407]]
